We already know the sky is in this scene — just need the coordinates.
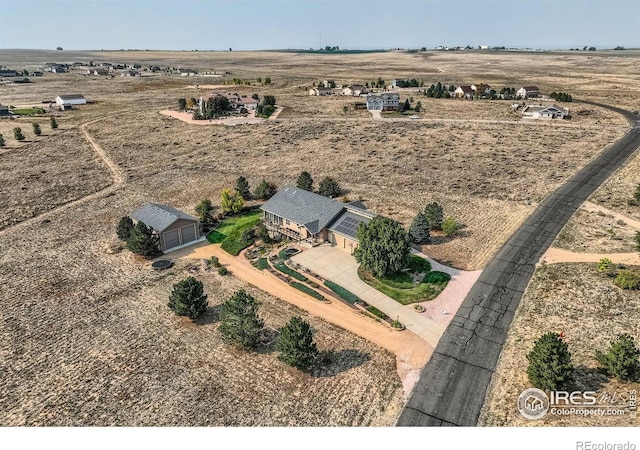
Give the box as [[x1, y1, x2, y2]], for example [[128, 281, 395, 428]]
[[1, 0, 638, 51]]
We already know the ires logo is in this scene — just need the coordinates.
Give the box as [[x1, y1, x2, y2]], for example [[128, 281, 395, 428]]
[[518, 389, 636, 419]]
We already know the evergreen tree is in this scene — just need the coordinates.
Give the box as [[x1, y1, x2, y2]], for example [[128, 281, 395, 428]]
[[178, 98, 187, 110], [219, 290, 264, 350], [194, 198, 214, 229], [526, 332, 575, 391], [595, 334, 640, 382], [32, 122, 41, 136], [354, 216, 411, 277], [634, 184, 640, 203], [409, 212, 431, 244], [277, 316, 318, 371], [317, 177, 342, 198], [635, 231, 640, 251], [126, 221, 160, 257], [424, 202, 444, 230], [296, 171, 314, 191], [116, 215, 134, 241], [0, 134, 4, 148], [254, 179, 277, 200], [50, 116, 58, 129], [236, 176, 252, 200], [167, 277, 208, 320], [13, 127, 25, 141], [402, 99, 410, 112]]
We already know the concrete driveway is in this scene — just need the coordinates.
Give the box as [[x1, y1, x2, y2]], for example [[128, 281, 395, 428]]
[[291, 245, 453, 347]]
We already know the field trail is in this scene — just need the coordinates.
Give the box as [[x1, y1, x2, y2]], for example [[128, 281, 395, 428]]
[[581, 201, 640, 229], [174, 243, 432, 397], [540, 248, 640, 265], [0, 113, 127, 237]]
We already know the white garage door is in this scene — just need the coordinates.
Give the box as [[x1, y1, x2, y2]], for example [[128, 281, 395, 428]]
[[163, 229, 180, 250], [180, 224, 196, 244]]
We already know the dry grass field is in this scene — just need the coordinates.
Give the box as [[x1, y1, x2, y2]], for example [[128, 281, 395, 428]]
[[479, 263, 640, 426], [0, 49, 638, 426]]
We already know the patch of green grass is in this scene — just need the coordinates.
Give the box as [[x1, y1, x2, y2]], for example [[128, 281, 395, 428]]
[[11, 107, 44, 115], [254, 257, 269, 270], [220, 230, 253, 256], [407, 254, 431, 273], [378, 271, 414, 289], [290, 281, 326, 301], [358, 266, 449, 305], [206, 230, 226, 243], [324, 280, 362, 305], [273, 261, 308, 282], [366, 305, 389, 320], [206, 210, 262, 254], [422, 271, 451, 284]]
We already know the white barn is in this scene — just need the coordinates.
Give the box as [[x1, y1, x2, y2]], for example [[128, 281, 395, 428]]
[[56, 94, 86, 106]]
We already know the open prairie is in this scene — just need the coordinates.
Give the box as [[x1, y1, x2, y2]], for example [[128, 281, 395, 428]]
[[0, 49, 638, 425]]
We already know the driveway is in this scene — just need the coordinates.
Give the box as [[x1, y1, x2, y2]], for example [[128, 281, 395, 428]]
[[291, 245, 480, 348]]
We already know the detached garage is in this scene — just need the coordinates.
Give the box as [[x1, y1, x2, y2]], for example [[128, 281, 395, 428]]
[[130, 203, 201, 252]]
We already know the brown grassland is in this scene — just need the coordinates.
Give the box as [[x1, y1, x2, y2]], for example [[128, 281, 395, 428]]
[[1, 49, 639, 425]]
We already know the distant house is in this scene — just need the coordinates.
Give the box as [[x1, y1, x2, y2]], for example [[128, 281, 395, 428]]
[[0, 104, 10, 116], [521, 104, 569, 119], [130, 203, 201, 252], [261, 186, 376, 253], [322, 79, 335, 88], [129, 63, 142, 69], [29, 71, 43, 77], [180, 68, 196, 76], [454, 85, 475, 99], [0, 69, 18, 77], [516, 86, 541, 99], [198, 91, 259, 114], [51, 66, 67, 73], [149, 65, 162, 72], [366, 92, 400, 111], [309, 87, 334, 96], [471, 83, 492, 95], [342, 84, 368, 96], [91, 68, 109, 76], [121, 70, 140, 77], [56, 94, 86, 107]]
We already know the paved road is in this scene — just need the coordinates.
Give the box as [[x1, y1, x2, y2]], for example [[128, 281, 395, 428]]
[[397, 104, 640, 426]]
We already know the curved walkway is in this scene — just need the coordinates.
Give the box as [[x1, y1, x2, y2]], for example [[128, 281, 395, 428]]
[[398, 104, 640, 426], [173, 242, 432, 397]]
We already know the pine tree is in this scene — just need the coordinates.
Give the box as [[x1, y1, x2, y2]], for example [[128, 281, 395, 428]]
[[526, 332, 575, 391], [50, 116, 58, 129], [236, 176, 252, 200], [254, 179, 277, 200], [595, 334, 640, 382], [116, 215, 134, 241], [194, 198, 214, 228], [409, 212, 431, 244], [277, 316, 318, 371], [219, 290, 264, 350], [0, 134, 5, 148], [126, 221, 160, 257], [167, 277, 208, 320], [32, 122, 41, 136], [424, 202, 444, 230], [317, 177, 342, 198], [296, 171, 314, 191], [13, 127, 25, 142]]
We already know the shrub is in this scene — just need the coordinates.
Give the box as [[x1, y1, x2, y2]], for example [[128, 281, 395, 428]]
[[219, 290, 263, 349], [126, 221, 160, 258], [595, 334, 640, 382], [32, 122, 41, 136], [208, 256, 220, 267], [635, 231, 640, 251], [424, 202, 443, 230], [526, 332, 574, 391], [167, 277, 208, 320], [273, 261, 308, 282], [597, 258, 616, 276], [218, 266, 228, 275], [277, 316, 318, 371], [422, 271, 451, 284], [441, 218, 459, 237], [323, 280, 362, 304], [614, 269, 640, 290], [116, 215, 134, 241], [13, 127, 25, 141], [50, 116, 58, 129]]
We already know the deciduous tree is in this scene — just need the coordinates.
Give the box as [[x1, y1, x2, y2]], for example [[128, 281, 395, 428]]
[[219, 290, 264, 350], [194, 198, 214, 229], [277, 316, 318, 371], [526, 332, 574, 391], [167, 277, 208, 320], [220, 189, 244, 214], [354, 216, 411, 277]]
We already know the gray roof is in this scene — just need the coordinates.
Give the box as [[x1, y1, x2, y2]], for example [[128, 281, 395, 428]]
[[130, 202, 197, 232], [328, 210, 372, 240], [260, 186, 345, 234], [57, 94, 85, 100]]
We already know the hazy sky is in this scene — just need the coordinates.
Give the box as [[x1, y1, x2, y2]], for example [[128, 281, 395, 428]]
[[1, 1, 638, 50]]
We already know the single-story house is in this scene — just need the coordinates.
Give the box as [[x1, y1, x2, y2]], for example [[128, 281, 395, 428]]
[[454, 85, 475, 99], [309, 87, 335, 96], [56, 94, 86, 106], [29, 71, 43, 77], [342, 84, 368, 96], [471, 83, 492, 95], [0, 104, 10, 115], [366, 92, 400, 111], [516, 86, 541, 99], [0, 69, 18, 77], [121, 70, 141, 77], [521, 105, 569, 119], [130, 202, 201, 252], [261, 186, 376, 253], [90, 68, 109, 76]]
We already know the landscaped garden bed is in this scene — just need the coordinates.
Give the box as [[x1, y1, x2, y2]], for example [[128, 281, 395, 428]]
[[358, 254, 451, 305], [289, 281, 328, 302]]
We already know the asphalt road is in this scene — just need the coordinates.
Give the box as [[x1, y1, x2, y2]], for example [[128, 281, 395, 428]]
[[398, 104, 640, 426]]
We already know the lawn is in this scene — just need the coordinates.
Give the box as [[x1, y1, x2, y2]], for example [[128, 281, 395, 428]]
[[290, 281, 327, 301], [206, 210, 262, 255], [273, 261, 308, 282], [358, 254, 451, 305], [253, 257, 269, 270], [11, 107, 45, 115], [323, 280, 362, 305]]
